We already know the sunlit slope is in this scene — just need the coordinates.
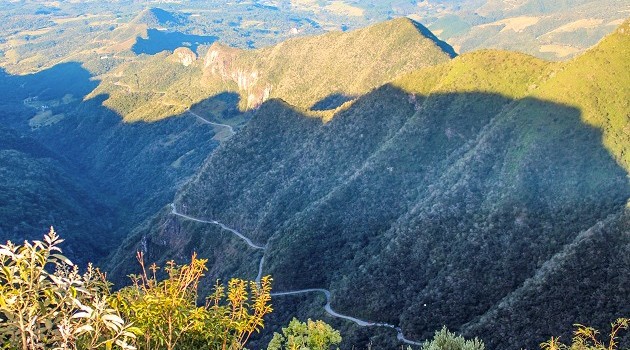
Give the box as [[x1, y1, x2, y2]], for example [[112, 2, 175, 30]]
[[222, 17, 456, 109], [93, 18, 455, 122], [397, 19, 630, 171], [533, 19, 630, 170]]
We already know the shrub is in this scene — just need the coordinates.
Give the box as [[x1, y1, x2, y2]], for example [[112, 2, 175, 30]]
[[421, 326, 485, 350], [540, 318, 629, 350], [266, 318, 342, 350], [112, 251, 273, 350], [0, 227, 136, 350]]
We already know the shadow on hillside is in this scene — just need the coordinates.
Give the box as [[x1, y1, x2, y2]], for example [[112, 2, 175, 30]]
[[310, 92, 356, 111], [132, 29, 217, 55], [143, 8, 189, 27], [0, 63, 97, 99], [1, 60, 627, 349], [0, 62, 219, 266], [126, 84, 629, 349], [411, 20, 458, 57], [189, 91, 243, 120]]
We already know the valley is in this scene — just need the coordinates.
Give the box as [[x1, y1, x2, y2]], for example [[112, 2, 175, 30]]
[[0, 2, 628, 349]]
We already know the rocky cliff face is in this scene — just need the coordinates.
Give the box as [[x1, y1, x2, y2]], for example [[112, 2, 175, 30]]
[[204, 43, 271, 109], [172, 47, 197, 66]]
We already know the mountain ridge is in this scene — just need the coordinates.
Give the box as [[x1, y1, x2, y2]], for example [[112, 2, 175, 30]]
[[107, 19, 630, 349], [93, 17, 456, 122]]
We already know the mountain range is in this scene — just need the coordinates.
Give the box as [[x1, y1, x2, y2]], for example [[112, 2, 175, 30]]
[[0, 7, 628, 349], [107, 18, 629, 349]]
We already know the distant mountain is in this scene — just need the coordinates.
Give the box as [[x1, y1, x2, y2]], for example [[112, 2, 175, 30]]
[[93, 18, 455, 122], [108, 20, 630, 349], [1, 0, 624, 80], [423, 0, 630, 60], [202, 18, 455, 110], [132, 8, 189, 28]]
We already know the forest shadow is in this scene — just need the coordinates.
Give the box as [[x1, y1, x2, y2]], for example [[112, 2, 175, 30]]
[[164, 83, 628, 349], [411, 20, 458, 57], [0, 60, 628, 349], [310, 92, 356, 111], [0, 62, 219, 266], [189, 91, 242, 120]]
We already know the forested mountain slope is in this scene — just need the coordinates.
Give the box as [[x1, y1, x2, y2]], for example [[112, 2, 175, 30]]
[[0, 17, 456, 267], [0, 125, 115, 265], [92, 18, 455, 122], [108, 20, 630, 349], [0, 62, 219, 262]]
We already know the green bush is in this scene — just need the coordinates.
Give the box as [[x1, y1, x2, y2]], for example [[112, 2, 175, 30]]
[[540, 318, 629, 350], [0, 229, 274, 350], [0, 228, 136, 350], [266, 318, 342, 350], [421, 326, 484, 350], [112, 252, 273, 350]]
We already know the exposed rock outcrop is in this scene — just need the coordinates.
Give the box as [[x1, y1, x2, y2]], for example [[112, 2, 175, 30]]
[[203, 43, 271, 109], [172, 47, 197, 66]]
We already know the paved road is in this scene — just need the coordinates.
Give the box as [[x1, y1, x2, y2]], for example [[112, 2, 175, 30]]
[[169, 203, 423, 346], [170, 203, 265, 249], [271, 289, 423, 345], [188, 110, 236, 135]]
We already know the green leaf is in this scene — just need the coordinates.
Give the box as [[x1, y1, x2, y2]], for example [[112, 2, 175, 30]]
[[71, 311, 92, 319], [74, 324, 94, 335], [103, 314, 125, 325], [50, 254, 73, 266]]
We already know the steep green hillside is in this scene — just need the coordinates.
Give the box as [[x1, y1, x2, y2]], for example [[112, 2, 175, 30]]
[[93, 18, 455, 122], [533, 19, 630, 170], [210, 17, 456, 110], [109, 21, 630, 349]]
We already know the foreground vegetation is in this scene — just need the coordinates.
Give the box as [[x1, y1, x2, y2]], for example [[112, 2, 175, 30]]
[[1, 230, 627, 349], [0, 228, 275, 350]]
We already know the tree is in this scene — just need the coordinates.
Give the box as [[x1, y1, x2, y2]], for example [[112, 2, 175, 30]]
[[267, 318, 342, 350], [0, 228, 136, 350], [421, 326, 484, 350]]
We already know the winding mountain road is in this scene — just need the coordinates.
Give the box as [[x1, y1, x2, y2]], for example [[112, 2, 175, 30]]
[[170, 203, 265, 249], [169, 203, 423, 346], [188, 110, 236, 135]]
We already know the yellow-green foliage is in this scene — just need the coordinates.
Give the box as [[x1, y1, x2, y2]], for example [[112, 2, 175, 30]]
[[0, 228, 136, 350], [420, 327, 485, 350], [266, 318, 342, 350], [395, 50, 549, 99], [533, 20, 630, 171], [394, 19, 630, 172], [238, 18, 453, 109], [0, 230, 274, 350], [89, 51, 229, 122], [112, 252, 273, 350], [540, 318, 629, 350], [93, 17, 454, 122]]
